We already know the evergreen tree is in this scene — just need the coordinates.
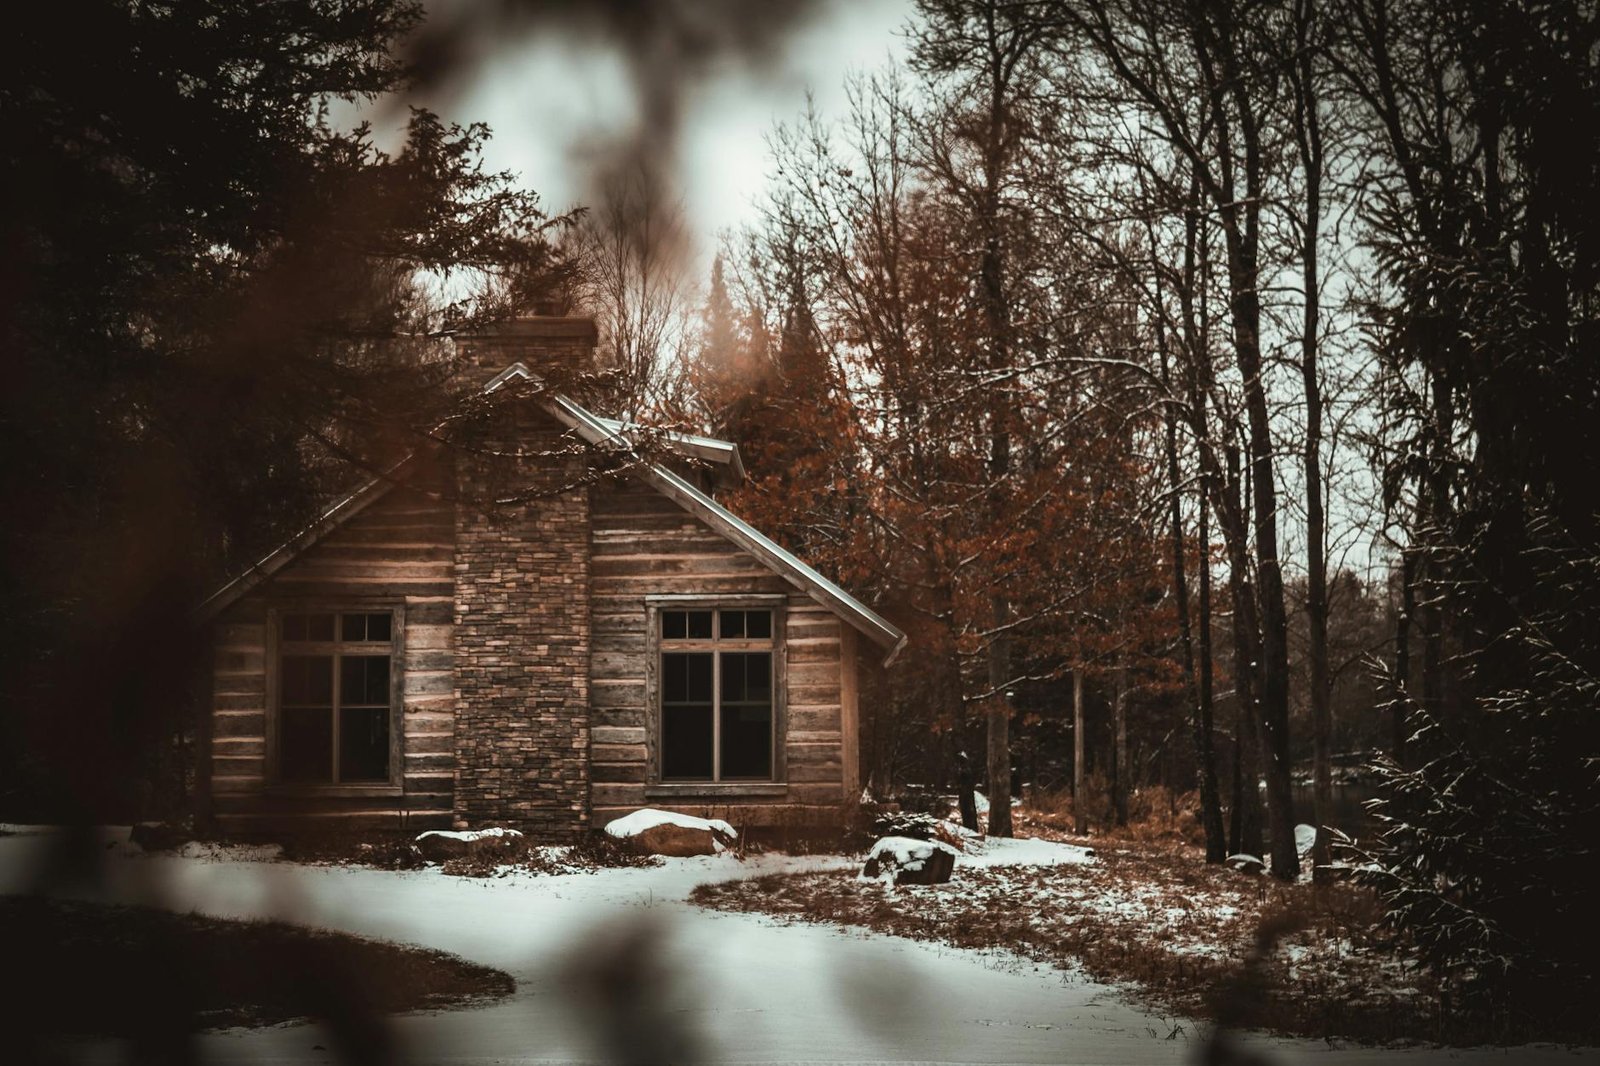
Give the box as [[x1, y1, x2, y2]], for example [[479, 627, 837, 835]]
[[0, 1, 567, 819]]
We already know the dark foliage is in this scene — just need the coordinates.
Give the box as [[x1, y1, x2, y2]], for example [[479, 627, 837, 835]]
[[1343, 0, 1600, 1020], [1348, 518, 1600, 1024], [869, 811, 944, 841], [0, 1, 570, 822]]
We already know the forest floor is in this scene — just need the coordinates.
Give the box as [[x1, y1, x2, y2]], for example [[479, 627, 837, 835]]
[[4, 826, 1593, 1063], [693, 832, 1472, 1046]]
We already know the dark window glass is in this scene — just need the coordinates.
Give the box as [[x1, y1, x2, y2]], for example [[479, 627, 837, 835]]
[[658, 614, 776, 784], [340, 655, 390, 706], [663, 652, 713, 704], [719, 652, 772, 779], [281, 706, 333, 782], [281, 655, 333, 705], [721, 703, 772, 778], [279, 614, 393, 785], [662, 651, 714, 779], [339, 706, 389, 781], [662, 705, 714, 779]]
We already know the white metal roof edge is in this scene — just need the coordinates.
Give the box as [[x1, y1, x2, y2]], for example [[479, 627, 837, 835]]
[[549, 394, 907, 665], [196, 363, 906, 664], [590, 415, 747, 482], [193, 459, 410, 622]]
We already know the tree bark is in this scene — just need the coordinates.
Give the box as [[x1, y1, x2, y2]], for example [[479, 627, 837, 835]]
[[1113, 659, 1129, 826], [1291, 0, 1332, 872], [1073, 668, 1087, 836], [1223, 443, 1265, 859], [957, 748, 979, 832], [1394, 547, 1416, 766], [1195, 487, 1227, 860]]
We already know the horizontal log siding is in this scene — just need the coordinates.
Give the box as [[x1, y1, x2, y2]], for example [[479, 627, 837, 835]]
[[208, 482, 455, 832], [589, 479, 849, 828]]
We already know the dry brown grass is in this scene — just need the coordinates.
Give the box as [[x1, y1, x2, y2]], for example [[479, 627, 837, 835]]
[[692, 840, 1491, 1045], [1013, 784, 1206, 848]]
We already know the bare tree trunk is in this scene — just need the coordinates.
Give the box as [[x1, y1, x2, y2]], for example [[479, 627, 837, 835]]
[[1394, 547, 1416, 766], [1419, 372, 1453, 731], [986, 656, 1013, 836], [1224, 443, 1265, 859], [1195, 487, 1226, 860], [1291, 0, 1332, 873], [957, 747, 979, 832], [1073, 668, 1087, 836], [1113, 660, 1129, 826], [1164, 185, 1227, 862]]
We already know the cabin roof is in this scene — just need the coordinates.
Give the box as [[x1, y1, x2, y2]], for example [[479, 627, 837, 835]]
[[196, 364, 906, 665]]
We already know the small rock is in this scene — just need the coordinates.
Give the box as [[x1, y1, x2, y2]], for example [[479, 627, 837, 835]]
[[130, 821, 188, 852], [415, 827, 524, 863]]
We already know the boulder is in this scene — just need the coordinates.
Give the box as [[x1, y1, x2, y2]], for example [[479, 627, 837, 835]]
[[862, 835, 958, 885], [130, 821, 189, 852], [415, 827, 524, 863], [604, 809, 738, 857]]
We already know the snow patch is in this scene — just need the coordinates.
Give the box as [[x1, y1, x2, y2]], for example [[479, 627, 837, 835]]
[[960, 834, 1096, 868], [177, 840, 283, 863]]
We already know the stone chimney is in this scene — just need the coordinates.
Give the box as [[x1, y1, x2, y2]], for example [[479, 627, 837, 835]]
[[452, 315, 601, 391], [448, 312, 598, 838]]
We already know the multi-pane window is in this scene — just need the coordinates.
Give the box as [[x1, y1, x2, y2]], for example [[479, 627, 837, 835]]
[[276, 611, 394, 784], [659, 608, 774, 781]]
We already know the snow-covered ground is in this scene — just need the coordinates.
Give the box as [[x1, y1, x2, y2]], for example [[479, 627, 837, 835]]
[[0, 829, 1592, 1065]]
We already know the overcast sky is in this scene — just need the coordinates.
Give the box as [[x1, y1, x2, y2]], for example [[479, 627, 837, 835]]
[[380, 0, 912, 260]]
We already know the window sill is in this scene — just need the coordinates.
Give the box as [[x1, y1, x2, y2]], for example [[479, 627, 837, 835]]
[[645, 783, 788, 798], [264, 784, 404, 799]]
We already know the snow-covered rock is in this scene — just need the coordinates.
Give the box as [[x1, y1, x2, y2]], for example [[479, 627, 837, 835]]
[[861, 835, 958, 885], [415, 826, 524, 862], [1225, 853, 1265, 875], [1295, 823, 1317, 859], [604, 808, 737, 856]]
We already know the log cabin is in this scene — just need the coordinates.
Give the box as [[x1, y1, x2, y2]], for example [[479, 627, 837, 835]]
[[195, 315, 906, 838]]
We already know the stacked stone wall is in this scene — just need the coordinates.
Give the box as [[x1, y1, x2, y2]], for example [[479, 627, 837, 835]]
[[451, 397, 592, 838]]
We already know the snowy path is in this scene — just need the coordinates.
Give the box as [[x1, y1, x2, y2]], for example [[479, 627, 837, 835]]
[[1, 832, 1592, 1065]]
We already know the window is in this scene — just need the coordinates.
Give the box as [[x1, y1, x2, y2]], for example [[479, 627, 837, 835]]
[[658, 607, 777, 781], [274, 610, 397, 785]]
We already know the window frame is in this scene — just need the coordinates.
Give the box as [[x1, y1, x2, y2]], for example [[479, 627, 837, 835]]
[[264, 602, 406, 796], [645, 595, 787, 793]]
